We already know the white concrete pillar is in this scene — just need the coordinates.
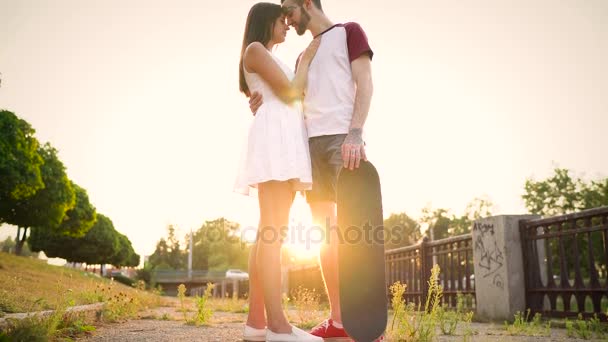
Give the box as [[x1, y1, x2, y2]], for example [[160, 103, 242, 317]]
[[472, 215, 540, 321]]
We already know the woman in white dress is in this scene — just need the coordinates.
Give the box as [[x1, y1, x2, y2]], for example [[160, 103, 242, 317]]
[[235, 3, 322, 342]]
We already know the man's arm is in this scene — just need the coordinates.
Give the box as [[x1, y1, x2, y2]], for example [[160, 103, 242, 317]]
[[249, 91, 263, 115], [350, 55, 373, 131], [342, 54, 373, 170]]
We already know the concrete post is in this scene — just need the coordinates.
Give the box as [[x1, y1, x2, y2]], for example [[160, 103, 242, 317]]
[[472, 215, 540, 321]]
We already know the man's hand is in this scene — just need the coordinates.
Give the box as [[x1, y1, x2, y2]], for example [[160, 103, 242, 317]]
[[341, 128, 367, 170], [249, 91, 263, 115]]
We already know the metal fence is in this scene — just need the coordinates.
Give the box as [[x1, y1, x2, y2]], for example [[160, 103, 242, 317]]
[[288, 234, 476, 309], [152, 270, 226, 283], [520, 206, 608, 319], [385, 235, 475, 308]]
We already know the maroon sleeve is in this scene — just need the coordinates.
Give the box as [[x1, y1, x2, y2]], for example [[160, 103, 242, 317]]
[[343, 22, 373, 62]]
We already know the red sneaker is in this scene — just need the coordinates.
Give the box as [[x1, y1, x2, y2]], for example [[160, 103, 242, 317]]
[[309, 319, 350, 341]]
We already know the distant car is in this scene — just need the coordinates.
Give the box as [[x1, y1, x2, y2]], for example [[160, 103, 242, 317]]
[[225, 269, 249, 280], [110, 270, 127, 277]]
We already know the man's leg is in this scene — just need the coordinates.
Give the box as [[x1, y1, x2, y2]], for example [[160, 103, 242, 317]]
[[307, 135, 349, 338], [310, 201, 341, 324]]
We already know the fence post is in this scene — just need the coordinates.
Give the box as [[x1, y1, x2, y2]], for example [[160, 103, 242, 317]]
[[221, 280, 227, 298], [472, 215, 540, 321], [420, 236, 432, 307], [232, 279, 239, 299]]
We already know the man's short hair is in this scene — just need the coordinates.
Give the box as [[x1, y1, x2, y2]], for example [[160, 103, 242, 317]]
[[281, 0, 323, 11]]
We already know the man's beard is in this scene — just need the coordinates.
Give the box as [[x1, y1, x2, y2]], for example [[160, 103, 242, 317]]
[[296, 6, 311, 35]]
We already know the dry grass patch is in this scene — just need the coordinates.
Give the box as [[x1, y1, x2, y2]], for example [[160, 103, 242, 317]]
[[0, 252, 161, 315]]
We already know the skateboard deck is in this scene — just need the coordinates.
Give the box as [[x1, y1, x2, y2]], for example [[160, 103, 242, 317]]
[[337, 160, 387, 342]]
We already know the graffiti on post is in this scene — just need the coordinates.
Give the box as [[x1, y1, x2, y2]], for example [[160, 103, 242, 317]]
[[493, 274, 504, 290], [473, 222, 505, 288]]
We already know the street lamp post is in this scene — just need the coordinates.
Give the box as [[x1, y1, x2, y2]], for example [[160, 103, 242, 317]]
[[188, 228, 193, 280]]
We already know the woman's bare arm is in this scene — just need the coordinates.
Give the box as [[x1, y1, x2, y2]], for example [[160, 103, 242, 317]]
[[243, 39, 319, 103]]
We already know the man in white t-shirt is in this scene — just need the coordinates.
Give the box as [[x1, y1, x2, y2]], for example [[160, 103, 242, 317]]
[[249, 0, 374, 339]]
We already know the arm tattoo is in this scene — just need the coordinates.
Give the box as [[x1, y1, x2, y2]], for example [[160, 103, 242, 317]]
[[344, 128, 363, 145]]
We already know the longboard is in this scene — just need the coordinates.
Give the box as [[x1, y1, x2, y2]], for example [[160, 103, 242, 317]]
[[337, 161, 387, 342]]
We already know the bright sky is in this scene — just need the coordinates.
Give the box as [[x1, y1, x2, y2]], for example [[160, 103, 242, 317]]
[[1, 0, 607, 261]]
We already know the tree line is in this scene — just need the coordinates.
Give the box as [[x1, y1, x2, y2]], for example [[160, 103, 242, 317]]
[[141, 168, 607, 277], [384, 168, 607, 250], [0, 109, 139, 269]]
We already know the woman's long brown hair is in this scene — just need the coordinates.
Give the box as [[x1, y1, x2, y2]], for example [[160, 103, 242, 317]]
[[239, 3, 283, 97]]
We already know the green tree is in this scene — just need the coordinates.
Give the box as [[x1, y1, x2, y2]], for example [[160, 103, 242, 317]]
[[0, 236, 38, 257], [148, 225, 185, 270], [5, 143, 75, 255], [28, 227, 76, 261], [420, 197, 495, 240], [0, 236, 16, 253], [383, 212, 421, 250], [522, 168, 608, 280], [450, 197, 495, 235], [29, 214, 120, 271], [0, 110, 44, 218], [581, 178, 608, 209], [189, 218, 250, 271], [421, 207, 452, 241], [522, 168, 608, 216], [126, 250, 140, 268], [71, 214, 119, 268], [54, 183, 96, 237], [110, 233, 139, 268], [523, 168, 585, 216], [148, 238, 173, 270], [167, 225, 185, 270]]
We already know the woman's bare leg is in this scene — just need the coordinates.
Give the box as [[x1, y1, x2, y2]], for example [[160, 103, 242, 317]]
[[245, 240, 266, 328], [256, 181, 294, 333]]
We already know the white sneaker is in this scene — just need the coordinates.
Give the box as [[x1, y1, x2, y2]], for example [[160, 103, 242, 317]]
[[243, 325, 266, 341], [266, 325, 324, 342]]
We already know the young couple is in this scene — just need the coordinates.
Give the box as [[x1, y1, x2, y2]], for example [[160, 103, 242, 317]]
[[235, 0, 373, 341]]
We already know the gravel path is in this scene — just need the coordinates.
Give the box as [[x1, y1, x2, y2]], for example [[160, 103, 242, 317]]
[[79, 300, 596, 341], [81, 319, 244, 342]]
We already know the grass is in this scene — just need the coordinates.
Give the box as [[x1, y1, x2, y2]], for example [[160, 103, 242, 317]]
[[0, 251, 163, 340], [504, 309, 551, 337], [1, 284, 97, 341], [388, 265, 475, 342], [287, 286, 327, 330], [0, 252, 160, 314], [191, 285, 215, 326], [2, 308, 97, 342], [208, 296, 249, 313], [176, 283, 216, 326], [388, 264, 443, 341], [565, 313, 607, 340]]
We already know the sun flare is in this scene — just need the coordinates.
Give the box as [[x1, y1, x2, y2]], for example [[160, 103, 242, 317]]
[[283, 194, 323, 261]]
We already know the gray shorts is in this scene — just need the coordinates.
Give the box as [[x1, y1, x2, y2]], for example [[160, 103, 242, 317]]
[[306, 134, 347, 203]]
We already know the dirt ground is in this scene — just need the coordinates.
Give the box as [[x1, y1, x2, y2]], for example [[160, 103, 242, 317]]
[[79, 298, 598, 341]]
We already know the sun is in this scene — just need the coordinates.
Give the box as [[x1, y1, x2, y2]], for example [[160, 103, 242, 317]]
[[283, 193, 323, 261]]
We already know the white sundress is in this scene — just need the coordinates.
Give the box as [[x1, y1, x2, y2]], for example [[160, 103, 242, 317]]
[[234, 51, 312, 196]]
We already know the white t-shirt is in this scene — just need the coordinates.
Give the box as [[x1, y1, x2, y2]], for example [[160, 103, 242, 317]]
[[297, 23, 373, 138]]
